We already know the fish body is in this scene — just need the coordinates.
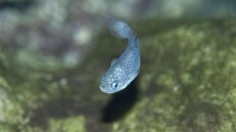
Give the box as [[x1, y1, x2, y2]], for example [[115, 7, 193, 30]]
[[99, 20, 140, 94]]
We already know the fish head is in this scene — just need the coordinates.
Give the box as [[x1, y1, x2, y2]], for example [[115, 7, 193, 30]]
[[99, 67, 128, 94]]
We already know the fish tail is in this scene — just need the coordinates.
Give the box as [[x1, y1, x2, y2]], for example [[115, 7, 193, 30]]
[[110, 20, 135, 40]]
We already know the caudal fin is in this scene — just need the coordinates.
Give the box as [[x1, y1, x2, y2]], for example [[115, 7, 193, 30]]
[[110, 20, 135, 40]]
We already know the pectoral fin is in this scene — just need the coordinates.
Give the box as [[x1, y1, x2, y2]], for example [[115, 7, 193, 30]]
[[111, 58, 117, 66]]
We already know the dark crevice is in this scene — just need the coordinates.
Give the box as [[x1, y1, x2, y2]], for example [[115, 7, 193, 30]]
[[0, 0, 35, 12]]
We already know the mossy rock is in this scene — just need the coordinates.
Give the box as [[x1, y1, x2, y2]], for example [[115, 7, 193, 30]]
[[48, 116, 86, 132], [0, 18, 236, 132], [111, 18, 236, 132]]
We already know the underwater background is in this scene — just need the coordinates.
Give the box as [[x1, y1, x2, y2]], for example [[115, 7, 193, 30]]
[[0, 0, 236, 131]]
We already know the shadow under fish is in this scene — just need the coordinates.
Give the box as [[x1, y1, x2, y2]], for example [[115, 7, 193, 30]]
[[101, 78, 139, 123]]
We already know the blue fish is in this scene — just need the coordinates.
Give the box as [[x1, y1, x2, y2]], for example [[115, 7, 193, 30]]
[[99, 20, 140, 94]]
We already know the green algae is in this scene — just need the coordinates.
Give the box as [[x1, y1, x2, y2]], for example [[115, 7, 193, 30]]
[[112, 18, 236, 132], [49, 116, 86, 132], [0, 18, 236, 132]]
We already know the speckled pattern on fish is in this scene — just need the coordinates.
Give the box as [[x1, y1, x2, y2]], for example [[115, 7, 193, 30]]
[[99, 20, 140, 94]]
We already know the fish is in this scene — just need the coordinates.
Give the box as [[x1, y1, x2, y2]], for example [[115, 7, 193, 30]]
[[99, 20, 140, 94]]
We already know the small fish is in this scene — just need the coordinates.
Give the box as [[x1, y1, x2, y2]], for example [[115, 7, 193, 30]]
[[99, 20, 140, 94]]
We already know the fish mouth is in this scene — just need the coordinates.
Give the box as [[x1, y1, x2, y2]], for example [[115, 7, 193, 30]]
[[99, 85, 114, 94]]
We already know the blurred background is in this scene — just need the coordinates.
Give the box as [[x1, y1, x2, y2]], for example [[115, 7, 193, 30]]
[[0, 0, 236, 132]]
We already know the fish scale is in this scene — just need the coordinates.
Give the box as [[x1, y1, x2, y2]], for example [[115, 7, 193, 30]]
[[99, 20, 141, 94]]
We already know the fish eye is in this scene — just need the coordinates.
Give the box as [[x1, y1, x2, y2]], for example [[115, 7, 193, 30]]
[[111, 81, 118, 89]]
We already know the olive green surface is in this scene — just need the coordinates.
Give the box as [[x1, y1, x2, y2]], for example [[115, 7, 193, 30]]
[[0, 18, 236, 132]]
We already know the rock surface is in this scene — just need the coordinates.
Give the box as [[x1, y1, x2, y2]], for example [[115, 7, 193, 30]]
[[0, 18, 236, 132]]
